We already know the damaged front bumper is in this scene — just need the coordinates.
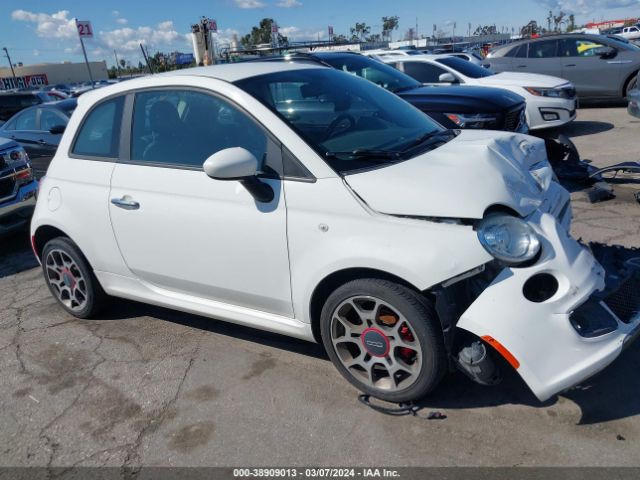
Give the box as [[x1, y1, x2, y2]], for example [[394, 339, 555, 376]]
[[456, 212, 640, 402]]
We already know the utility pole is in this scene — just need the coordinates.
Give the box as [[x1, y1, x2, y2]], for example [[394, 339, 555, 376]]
[[2, 47, 18, 88], [113, 49, 121, 77]]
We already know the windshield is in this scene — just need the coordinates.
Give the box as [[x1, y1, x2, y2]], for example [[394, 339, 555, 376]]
[[436, 56, 495, 78], [235, 68, 445, 174], [317, 54, 420, 93]]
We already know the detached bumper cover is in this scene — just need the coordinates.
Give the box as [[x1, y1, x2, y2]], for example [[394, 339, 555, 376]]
[[0, 180, 38, 235], [457, 212, 640, 401]]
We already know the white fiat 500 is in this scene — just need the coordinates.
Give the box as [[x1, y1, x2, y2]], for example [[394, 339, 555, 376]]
[[378, 54, 577, 131], [31, 63, 639, 403]]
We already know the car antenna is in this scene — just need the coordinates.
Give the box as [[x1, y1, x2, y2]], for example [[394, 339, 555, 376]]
[[140, 43, 155, 74]]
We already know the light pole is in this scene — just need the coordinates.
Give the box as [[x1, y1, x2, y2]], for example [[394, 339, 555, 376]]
[[2, 47, 18, 88]]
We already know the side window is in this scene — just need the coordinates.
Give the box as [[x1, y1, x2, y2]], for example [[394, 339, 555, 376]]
[[14, 110, 38, 130], [514, 44, 528, 58], [528, 40, 558, 58], [402, 62, 449, 83], [72, 96, 124, 158], [40, 109, 68, 130], [560, 39, 607, 57], [130, 89, 267, 170]]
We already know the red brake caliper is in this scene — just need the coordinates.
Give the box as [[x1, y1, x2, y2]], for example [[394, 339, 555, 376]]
[[399, 324, 415, 362]]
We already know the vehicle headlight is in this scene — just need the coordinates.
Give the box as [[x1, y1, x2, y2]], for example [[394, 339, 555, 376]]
[[2, 146, 30, 166], [444, 113, 499, 129], [524, 87, 563, 98], [477, 214, 541, 265]]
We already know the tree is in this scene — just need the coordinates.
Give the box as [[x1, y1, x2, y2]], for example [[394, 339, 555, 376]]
[[473, 25, 497, 36], [119, 58, 125, 69], [568, 14, 576, 32], [520, 20, 539, 37], [366, 33, 382, 43], [350, 22, 371, 41], [381, 16, 399, 41], [547, 10, 553, 32], [553, 11, 566, 32], [333, 34, 348, 43], [241, 18, 288, 46]]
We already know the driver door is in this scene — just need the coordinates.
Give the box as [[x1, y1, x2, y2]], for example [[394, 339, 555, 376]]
[[108, 88, 293, 316], [559, 38, 622, 97]]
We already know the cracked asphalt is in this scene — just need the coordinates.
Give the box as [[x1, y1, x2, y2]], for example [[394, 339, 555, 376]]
[[1, 107, 639, 468]]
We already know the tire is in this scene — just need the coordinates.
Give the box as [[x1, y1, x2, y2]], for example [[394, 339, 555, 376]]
[[625, 74, 638, 98], [41, 237, 108, 318], [320, 278, 446, 403]]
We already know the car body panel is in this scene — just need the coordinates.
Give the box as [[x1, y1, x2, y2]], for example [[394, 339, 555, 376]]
[[487, 34, 640, 99]]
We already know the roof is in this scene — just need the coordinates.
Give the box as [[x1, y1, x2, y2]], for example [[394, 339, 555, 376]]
[[75, 61, 325, 106]]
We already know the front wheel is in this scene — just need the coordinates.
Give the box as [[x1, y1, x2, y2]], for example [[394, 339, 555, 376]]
[[42, 237, 108, 318], [320, 278, 446, 403], [625, 75, 638, 98]]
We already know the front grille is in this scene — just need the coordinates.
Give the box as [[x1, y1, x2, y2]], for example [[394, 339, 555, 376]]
[[605, 272, 640, 324], [0, 175, 16, 200], [503, 107, 525, 131]]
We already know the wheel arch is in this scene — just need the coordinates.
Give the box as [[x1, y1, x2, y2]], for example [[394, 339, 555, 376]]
[[308, 267, 423, 344], [33, 225, 69, 261], [623, 69, 639, 97]]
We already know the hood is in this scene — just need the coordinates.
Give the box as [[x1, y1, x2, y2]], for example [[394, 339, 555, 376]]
[[344, 130, 550, 219], [0, 136, 19, 151], [475, 72, 569, 88], [398, 85, 525, 111]]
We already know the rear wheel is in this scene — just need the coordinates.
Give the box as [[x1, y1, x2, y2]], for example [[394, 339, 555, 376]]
[[42, 237, 108, 318], [320, 278, 446, 403], [625, 74, 638, 98]]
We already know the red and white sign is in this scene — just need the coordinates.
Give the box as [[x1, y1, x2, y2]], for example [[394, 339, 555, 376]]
[[1, 74, 48, 90], [208, 19, 218, 33], [76, 20, 93, 38]]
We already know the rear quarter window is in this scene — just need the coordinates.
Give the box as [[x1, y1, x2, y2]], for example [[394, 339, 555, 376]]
[[72, 96, 124, 158]]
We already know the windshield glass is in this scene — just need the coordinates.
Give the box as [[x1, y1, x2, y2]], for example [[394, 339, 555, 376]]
[[436, 56, 495, 78], [235, 68, 444, 174], [317, 54, 420, 93]]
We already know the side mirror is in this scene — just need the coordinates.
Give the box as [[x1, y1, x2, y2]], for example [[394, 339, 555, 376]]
[[438, 72, 458, 83], [203, 147, 258, 180], [49, 124, 66, 134], [203, 147, 274, 203], [598, 46, 617, 59]]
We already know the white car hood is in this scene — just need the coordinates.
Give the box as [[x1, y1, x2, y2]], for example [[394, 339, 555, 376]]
[[345, 130, 550, 219], [475, 72, 569, 88]]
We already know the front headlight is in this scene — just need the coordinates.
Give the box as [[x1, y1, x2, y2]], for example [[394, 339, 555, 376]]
[[477, 214, 541, 265], [524, 87, 563, 98], [444, 113, 499, 129], [2, 146, 30, 166]]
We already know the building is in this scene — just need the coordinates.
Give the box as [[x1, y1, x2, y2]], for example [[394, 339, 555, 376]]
[[0, 61, 108, 90]]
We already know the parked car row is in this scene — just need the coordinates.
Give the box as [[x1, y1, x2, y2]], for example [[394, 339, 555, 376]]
[[22, 59, 639, 405]]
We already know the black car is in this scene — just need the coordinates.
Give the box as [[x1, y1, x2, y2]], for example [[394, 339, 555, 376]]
[[259, 52, 528, 133], [0, 98, 76, 178], [0, 90, 58, 122]]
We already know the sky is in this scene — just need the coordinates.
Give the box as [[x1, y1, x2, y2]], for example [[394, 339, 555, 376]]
[[1, 0, 640, 68]]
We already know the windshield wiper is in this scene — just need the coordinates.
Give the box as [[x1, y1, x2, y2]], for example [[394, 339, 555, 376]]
[[400, 129, 456, 152], [325, 149, 401, 161]]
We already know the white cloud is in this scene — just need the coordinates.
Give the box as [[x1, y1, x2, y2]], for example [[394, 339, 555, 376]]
[[112, 10, 120, 16], [279, 25, 325, 40], [534, 0, 639, 15], [277, 0, 303, 7], [100, 21, 186, 53], [11, 9, 77, 39], [116, 18, 128, 25], [33, 49, 40, 57], [234, 0, 266, 8]]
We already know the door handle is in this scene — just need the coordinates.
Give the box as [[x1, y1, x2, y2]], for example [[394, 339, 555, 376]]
[[516, 65, 526, 68], [37, 139, 47, 145], [111, 197, 140, 210], [564, 64, 576, 67]]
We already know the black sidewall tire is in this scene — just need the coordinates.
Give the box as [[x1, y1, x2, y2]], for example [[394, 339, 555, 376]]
[[42, 237, 106, 319], [320, 278, 446, 403]]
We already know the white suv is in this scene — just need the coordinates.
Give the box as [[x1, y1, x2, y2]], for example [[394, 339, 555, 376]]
[[30, 62, 639, 403]]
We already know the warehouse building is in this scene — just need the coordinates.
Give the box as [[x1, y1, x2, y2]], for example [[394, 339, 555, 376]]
[[0, 61, 108, 90]]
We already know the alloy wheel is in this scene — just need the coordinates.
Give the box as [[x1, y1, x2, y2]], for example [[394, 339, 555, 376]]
[[44, 249, 88, 311], [330, 295, 423, 392]]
